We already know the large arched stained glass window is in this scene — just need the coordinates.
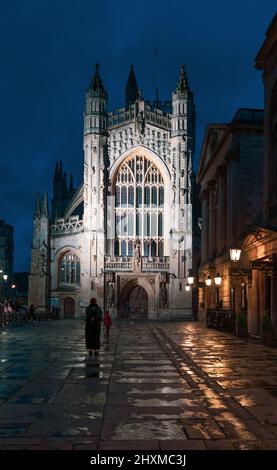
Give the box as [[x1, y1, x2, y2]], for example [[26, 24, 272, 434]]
[[114, 155, 164, 257], [59, 252, 81, 285]]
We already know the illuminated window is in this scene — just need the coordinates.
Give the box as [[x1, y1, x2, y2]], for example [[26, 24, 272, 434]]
[[59, 252, 80, 285], [114, 155, 164, 256]]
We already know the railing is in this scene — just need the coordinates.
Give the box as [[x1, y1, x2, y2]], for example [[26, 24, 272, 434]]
[[105, 257, 133, 271], [0, 309, 60, 328], [206, 308, 236, 333], [108, 108, 171, 130], [105, 256, 170, 272], [141, 257, 170, 271], [51, 216, 84, 235]]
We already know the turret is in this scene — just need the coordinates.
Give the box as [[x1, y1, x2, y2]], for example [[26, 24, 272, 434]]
[[125, 65, 139, 109], [52, 161, 75, 219], [84, 63, 107, 135], [28, 191, 50, 311], [34, 192, 41, 219], [171, 65, 195, 152], [42, 192, 49, 218]]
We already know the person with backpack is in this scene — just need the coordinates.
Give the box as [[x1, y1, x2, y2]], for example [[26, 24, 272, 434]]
[[104, 310, 112, 338], [85, 298, 102, 356]]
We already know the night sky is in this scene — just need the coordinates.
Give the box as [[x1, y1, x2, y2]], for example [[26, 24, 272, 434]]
[[0, 1, 276, 272]]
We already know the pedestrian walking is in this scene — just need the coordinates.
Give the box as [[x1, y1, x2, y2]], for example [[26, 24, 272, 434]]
[[85, 298, 102, 356], [29, 304, 36, 321], [104, 310, 112, 338]]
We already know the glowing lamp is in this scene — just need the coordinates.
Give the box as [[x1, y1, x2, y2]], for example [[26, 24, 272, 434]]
[[205, 276, 212, 287], [230, 248, 241, 262], [214, 273, 222, 286]]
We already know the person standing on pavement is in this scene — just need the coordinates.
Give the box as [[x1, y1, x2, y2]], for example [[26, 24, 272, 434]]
[[85, 298, 102, 356], [104, 310, 112, 338]]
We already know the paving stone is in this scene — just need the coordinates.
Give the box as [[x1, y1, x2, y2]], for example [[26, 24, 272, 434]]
[[204, 439, 235, 450], [159, 439, 206, 450], [101, 419, 186, 440], [1, 319, 277, 450], [99, 440, 160, 450]]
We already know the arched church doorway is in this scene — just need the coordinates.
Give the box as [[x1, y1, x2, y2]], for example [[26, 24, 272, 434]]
[[128, 285, 148, 319], [64, 297, 75, 318]]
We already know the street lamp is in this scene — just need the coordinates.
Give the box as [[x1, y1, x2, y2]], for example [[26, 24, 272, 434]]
[[214, 273, 222, 305], [11, 284, 16, 302], [230, 248, 241, 262], [185, 284, 191, 292], [205, 275, 212, 287], [187, 269, 194, 285], [214, 273, 222, 286]]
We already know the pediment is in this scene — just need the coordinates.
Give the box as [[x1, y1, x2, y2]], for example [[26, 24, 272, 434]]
[[197, 125, 227, 181], [242, 226, 277, 249]]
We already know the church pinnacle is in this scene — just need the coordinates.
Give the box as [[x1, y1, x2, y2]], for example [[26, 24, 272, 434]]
[[176, 64, 190, 93], [89, 63, 107, 98], [125, 65, 139, 109]]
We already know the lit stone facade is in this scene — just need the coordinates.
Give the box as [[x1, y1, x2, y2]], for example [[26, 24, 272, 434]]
[[241, 14, 277, 335], [197, 109, 264, 322], [28, 65, 200, 319]]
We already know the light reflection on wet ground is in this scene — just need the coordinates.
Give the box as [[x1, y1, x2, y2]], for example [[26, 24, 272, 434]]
[[1, 320, 277, 449]]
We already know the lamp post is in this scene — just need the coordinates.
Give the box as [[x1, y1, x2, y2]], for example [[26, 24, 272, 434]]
[[214, 273, 222, 305], [187, 269, 194, 286], [11, 284, 16, 303], [230, 248, 241, 262]]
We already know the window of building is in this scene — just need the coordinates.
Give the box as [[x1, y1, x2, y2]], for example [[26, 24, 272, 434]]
[[59, 252, 80, 285], [114, 154, 165, 257]]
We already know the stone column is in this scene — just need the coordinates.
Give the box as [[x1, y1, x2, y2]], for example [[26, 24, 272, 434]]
[[208, 182, 215, 260], [200, 190, 209, 264], [248, 269, 259, 335], [217, 167, 226, 255], [226, 157, 239, 248]]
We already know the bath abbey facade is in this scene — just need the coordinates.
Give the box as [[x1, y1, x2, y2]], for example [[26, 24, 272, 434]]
[[28, 64, 200, 319]]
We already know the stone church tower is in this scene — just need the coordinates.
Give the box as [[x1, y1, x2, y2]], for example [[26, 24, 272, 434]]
[[28, 64, 200, 319]]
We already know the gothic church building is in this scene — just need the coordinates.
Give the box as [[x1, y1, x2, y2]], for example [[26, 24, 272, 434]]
[[29, 65, 200, 319]]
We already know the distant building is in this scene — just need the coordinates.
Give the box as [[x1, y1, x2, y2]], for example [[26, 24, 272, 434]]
[[241, 14, 277, 335], [197, 109, 264, 321], [28, 64, 201, 319], [0, 219, 14, 286]]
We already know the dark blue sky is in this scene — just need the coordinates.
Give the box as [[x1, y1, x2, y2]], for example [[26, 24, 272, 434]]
[[0, 1, 276, 272]]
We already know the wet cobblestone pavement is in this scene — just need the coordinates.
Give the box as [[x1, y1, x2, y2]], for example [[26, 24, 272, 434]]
[[1, 320, 277, 450]]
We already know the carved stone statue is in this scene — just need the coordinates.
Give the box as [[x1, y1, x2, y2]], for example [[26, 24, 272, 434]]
[[107, 282, 114, 306], [134, 238, 141, 263], [160, 282, 168, 307], [133, 238, 141, 271]]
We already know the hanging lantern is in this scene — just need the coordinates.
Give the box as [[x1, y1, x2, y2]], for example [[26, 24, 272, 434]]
[[229, 248, 241, 262], [187, 270, 194, 285], [205, 275, 212, 286], [214, 273, 222, 286]]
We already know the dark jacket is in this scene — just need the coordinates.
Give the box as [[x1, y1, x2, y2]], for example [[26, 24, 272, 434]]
[[85, 304, 103, 324]]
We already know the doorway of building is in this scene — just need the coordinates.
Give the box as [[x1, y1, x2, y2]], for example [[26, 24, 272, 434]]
[[64, 297, 75, 318], [128, 285, 148, 319]]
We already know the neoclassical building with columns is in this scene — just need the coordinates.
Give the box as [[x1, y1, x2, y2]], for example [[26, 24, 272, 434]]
[[197, 108, 264, 323], [28, 64, 200, 319]]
